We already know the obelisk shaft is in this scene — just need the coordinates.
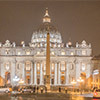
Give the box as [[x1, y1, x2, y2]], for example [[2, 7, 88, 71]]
[[46, 32, 50, 89]]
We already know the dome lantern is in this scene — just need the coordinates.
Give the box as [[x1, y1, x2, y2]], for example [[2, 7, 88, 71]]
[[43, 8, 51, 23]]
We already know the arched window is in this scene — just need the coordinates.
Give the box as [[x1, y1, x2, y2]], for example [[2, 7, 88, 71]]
[[26, 62, 31, 71]]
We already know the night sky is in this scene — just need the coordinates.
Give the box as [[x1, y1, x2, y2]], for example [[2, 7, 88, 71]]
[[0, 1, 100, 55]]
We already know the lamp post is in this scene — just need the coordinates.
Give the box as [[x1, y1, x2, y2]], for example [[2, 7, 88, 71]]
[[19, 79, 24, 85], [71, 80, 76, 93], [77, 77, 84, 94], [13, 76, 20, 86]]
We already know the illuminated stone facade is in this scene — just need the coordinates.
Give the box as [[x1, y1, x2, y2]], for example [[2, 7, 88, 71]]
[[92, 55, 100, 89], [0, 9, 92, 87]]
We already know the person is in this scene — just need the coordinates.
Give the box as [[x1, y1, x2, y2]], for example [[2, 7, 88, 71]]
[[37, 86, 39, 93], [45, 86, 47, 93], [41, 87, 43, 93], [59, 87, 61, 92], [33, 86, 36, 93]]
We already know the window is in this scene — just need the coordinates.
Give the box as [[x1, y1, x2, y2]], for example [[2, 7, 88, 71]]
[[37, 66, 40, 70], [58, 44, 60, 47], [82, 63, 85, 71], [61, 64, 65, 71], [5, 49, 10, 54], [18, 52, 21, 55], [71, 52, 74, 55], [44, 65, 46, 70], [5, 63, 9, 70], [82, 50, 86, 55], [44, 72, 46, 75], [61, 51, 65, 55], [26, 51, 30, 55], [37, 63, 40, 70], [37, 51, 40, 55], [51, 52, 54, 55], [51, 63, 54, 71], [52, 66, 54, 71], [26, 63, 31, 71]]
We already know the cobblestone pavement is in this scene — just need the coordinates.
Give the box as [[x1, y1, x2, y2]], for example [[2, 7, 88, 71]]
[[0, 93, 94, 100]]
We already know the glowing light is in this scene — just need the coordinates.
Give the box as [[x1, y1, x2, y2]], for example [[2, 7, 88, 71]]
[[71, 80, 76, 85], [82, 50, 86, 55], [93, 70, 99, 75], [37, 51, 40, 55], [26, 51, 30, 55], [18, 52, 21, 55], [19, 79, 24, 84], [77, 77, 84, 82], [61, 51, 65, 55], [71, 52, 74, 55], [21, 41, 24, 45], [13, 76, 20, 82], [44, 72, 46, 75], [52, 66, 54, 70], [37, 66, 40, 70], [51, 52, 54, 55]]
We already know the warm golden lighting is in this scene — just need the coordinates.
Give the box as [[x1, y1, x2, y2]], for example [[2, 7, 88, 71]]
[[19, 79, 24, 84], [71, 80, 76, 85], [77, 77, 84, 82], [61, 51, 65, 55]]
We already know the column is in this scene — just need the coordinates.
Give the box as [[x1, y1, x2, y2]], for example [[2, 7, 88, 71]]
[[11, 62, 16, 86], [65, 62, 67, 85], [22, 63, 25, 84], [58, 62, 61, 85], [66, 63, 69, 84], [34, 62, 37, 85], [1, 63, 5, 85], [40, 62, 43, 85], [76, 62, 80, 81], [54, 62, 57, 85], [31, 62, 33, 85]]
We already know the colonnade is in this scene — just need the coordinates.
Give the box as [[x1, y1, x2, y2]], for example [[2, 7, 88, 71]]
[[21, 61, 70, 86], [0, 60, 91, 87]]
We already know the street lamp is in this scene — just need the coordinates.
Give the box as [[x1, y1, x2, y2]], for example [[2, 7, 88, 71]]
[[19, 79, 24, 85], [77, 77, 84, 94], [71, 80, 76, 92], [13, 76, 20, 86]]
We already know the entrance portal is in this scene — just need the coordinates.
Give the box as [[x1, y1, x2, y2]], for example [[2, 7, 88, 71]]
[[80, 72, 86, 89], [5, 72, 11, 86]]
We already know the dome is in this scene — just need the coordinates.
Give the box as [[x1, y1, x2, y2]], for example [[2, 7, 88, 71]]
[[30, 9, 62, 47], [37, 22, 57, 32]]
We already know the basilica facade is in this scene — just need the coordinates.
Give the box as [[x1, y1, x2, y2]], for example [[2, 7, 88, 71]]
[[0, 9, 92, 88]]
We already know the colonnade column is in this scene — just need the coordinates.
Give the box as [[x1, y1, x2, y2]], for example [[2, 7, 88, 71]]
[[11, 61, 16, 85], [31, 62, 33, 85], [54, 62, 57, 85], [40, 62, 43, 85], [66, 63, 69, 85], [34, 62, 37, 85], [58, 62, 61, 85], [22, 63, 25, 85], [76, 62, 80, 81]]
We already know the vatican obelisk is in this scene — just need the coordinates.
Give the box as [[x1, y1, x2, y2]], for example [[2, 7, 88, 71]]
[[43, 8, 51, 91], [46, 32, 50, 91]]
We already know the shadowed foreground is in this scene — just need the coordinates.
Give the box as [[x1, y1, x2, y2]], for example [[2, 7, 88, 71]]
[[0, 93, 94, 100]]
